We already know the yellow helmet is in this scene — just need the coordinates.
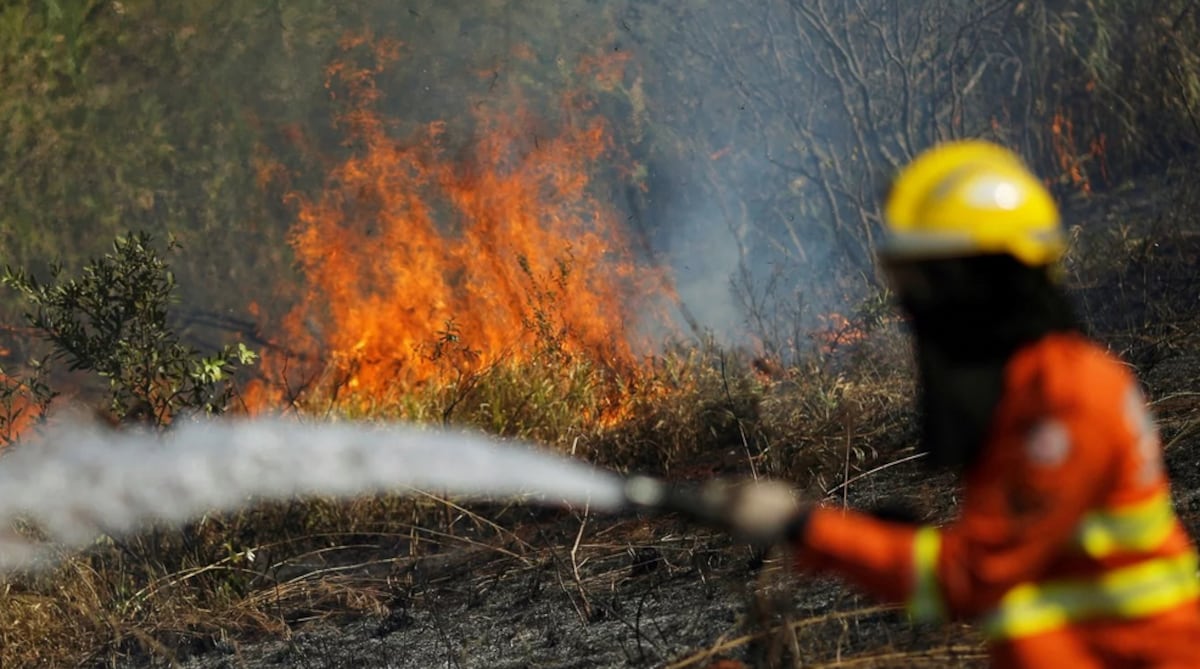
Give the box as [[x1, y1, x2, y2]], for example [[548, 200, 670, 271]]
[[880, 140, 1065, 267]]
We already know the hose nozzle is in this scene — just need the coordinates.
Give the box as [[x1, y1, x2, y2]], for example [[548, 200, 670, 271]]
[[622, 475, 807, 547], [622, 475, 736, 527]]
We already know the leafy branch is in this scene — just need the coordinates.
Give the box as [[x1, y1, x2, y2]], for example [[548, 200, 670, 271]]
[[2, 231, 256, 427]]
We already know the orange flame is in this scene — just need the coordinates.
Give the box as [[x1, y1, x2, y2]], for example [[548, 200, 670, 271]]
[[248, 38, 672, 413], [0, 372, 43, 447], [814, 312, 867, 353], [1049, 109, 1109, 195]]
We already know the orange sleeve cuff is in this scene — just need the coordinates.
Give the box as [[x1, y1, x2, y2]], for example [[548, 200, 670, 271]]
[[794, 506, 919, 603]]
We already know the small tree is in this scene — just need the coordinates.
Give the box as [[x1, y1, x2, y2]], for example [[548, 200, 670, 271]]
[[2, 231, 256, 427]]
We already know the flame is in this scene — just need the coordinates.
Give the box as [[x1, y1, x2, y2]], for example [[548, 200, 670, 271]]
[[248, 37, 673, 416], [814, 312, 867, 353], [576, 48, 632, 92], [0, 372, 43, 447], [1049, 109, 1109, 194]]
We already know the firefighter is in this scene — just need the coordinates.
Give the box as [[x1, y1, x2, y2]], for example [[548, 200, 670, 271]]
[[723, 140, 1200, 667]]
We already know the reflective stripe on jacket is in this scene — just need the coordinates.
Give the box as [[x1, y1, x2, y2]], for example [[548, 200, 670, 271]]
[[908, 499, 1199, 640], [795, 333, 1200, 668]]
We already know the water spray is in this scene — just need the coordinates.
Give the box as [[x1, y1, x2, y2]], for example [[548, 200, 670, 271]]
[[0, 415, 765, 573], [0, 418, 629, 571]]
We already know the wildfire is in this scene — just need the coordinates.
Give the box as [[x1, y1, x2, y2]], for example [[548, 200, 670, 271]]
[[1050, 109, 1109, 195], [0, 371, 44, 448], [814, 312, 868, 353], [249, 36, 673, 415]]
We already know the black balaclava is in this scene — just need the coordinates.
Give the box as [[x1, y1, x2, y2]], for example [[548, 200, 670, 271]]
[[887, 253, 1079, 471]]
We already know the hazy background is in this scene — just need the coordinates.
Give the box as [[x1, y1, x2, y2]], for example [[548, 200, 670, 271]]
[[3, 0, 1196, 363]]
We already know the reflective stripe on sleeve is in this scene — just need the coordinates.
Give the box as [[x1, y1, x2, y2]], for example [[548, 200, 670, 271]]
[[1074, 491, 1177, 557], [907, 525, 947, 623], [982, 551, 1200, 640]]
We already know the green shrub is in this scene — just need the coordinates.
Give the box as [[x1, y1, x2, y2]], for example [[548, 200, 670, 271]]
[[2, 231, 256, 426]]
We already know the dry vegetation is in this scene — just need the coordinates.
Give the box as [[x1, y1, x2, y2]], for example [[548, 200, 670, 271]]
[[1, 1, 1199, 668]]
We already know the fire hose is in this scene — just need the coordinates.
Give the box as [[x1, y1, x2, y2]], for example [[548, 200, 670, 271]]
[[619, 474, 808, 547], [621, 474, 733, 524]]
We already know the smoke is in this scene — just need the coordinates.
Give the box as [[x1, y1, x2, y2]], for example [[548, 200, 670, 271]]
[[616, 2, 864, 350], [5, 1, 1060, 404], [290, 3, 847, 352], [666, 209, 745, 342], [0, 418, 624, 571], [610, 1, 1078, 352]]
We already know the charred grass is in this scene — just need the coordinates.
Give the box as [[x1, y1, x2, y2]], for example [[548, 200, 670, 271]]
[[0, 323, 919, 668], [4, 173, 1200, 668], [5, 1, 1200, 666]]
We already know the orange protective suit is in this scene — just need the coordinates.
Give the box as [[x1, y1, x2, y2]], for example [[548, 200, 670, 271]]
[[796, 332, 1200, 668]]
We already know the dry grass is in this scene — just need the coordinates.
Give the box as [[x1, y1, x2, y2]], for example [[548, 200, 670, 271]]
[[0, 322, 920, 668], [3, 169, 1198, 667], [1, 2, 1197, 666], [5, 216, 1194, 668], [665, 604, 985, 669]]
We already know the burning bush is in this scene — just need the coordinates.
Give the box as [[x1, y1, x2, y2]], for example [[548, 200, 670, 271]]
[[1, 3, 1199, 667], [247, 36, 675, 428]]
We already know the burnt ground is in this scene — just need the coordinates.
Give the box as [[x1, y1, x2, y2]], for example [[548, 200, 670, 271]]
[[122, 169, 1200, 669], [138, 463, 987, 669]]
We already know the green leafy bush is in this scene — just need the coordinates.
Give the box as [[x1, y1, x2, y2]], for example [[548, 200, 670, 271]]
[[2, 231, 256, 426]]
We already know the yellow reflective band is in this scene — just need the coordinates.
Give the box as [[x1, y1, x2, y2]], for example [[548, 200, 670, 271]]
[[982, 551, 1200, 640], [907, 526, 947, 623], [1075, 492, 1177, 557]]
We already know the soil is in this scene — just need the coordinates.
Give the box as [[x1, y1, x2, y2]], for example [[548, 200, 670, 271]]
[[144, 466, 983, 669], [123, 172, 1200, 669]]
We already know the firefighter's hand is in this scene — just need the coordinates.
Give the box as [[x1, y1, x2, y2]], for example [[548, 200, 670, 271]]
[[720, 479, 809, 546]]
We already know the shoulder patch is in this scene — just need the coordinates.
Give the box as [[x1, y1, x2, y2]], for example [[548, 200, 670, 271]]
[[1024, 420, 1070, 467]]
